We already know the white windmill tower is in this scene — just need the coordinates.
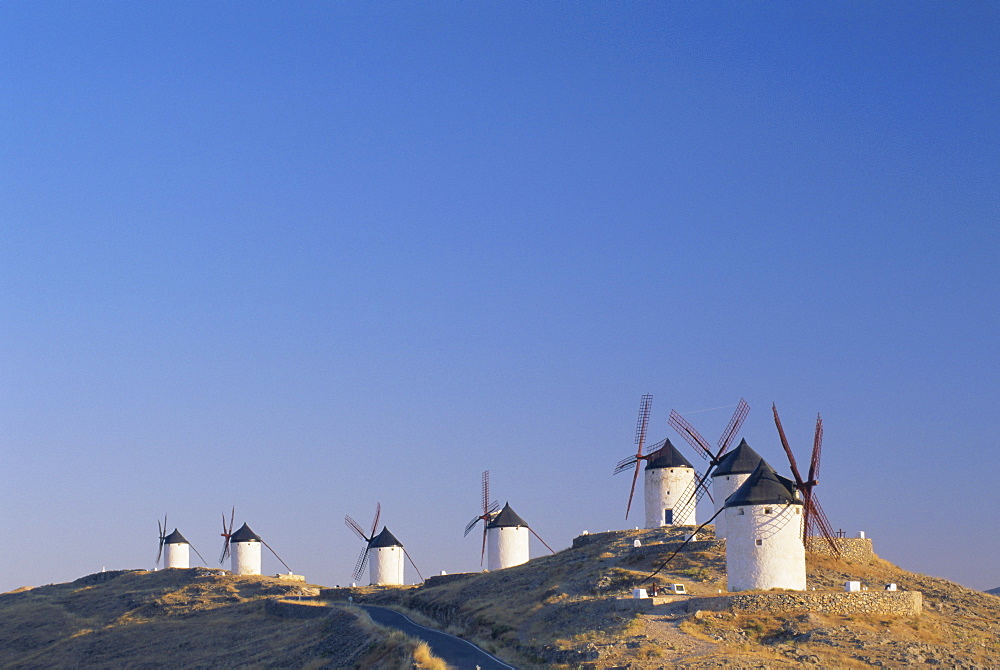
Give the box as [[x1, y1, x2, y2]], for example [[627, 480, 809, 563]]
[[155, 515, 207, 569], [710, 439, 767, 539], [640, 440, 697, 528], [219, 509, 292, 576], [345, 503, 424, 586], [464, 471, 554, 570], [723, 461, 806, 592]]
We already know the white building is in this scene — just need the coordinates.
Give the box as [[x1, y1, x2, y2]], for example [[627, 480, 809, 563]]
[[724, 462, 805, 592], [368, 527, 405, 586], [643, 439, 696, 528], [486, 503, 530, 570], [711, 438, 766, 539], [162, 529, 191, 569], [229, 522, 263, 576]]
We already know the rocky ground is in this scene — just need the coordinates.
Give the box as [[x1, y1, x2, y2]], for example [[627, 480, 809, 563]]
[[0, 568, 439, 668], [2, 530, 997, 668], [342, 526, 1000, 669]]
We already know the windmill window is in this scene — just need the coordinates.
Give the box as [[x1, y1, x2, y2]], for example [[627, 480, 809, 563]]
[[738, 509, 745, 516], [764, 507, 773, 514], [755, 539, 763, 546], [796, 509, 801, 515]]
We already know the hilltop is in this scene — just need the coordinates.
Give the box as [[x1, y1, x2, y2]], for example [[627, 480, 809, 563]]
[[339, 527, 1000, 668], [0, 569, 439, 668], [2, 529, 998, 668]]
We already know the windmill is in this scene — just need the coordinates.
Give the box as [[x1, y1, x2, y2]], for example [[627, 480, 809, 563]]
[[463, 470, 500, 565], [464, 471, 554, 570], [772, 404, 839, 554], [612, 394, 653, 520], [667, 398, 750, 524], [345, 503, 424, 586], [156, 514, 207, 569], [219, 508, 293, 575]]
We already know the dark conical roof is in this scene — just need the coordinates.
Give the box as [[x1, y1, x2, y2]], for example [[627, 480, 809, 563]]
[[724, 462, 801, 508], [713, 438, 767, 477], [369, 526, 403, 548], [644, 439, 694, 470], [230, 522, 262, 543], [486, 502, 528, 528], [163, 528, 188, 545]]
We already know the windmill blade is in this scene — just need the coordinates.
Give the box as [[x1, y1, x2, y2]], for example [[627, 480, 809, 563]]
[[156, 517, 165, 567], [672, 470, 713, 523], [464, 515, 482, 537], [480, 524, 488, 566], [219, 539, 231, 564], [353, 547, 370, 582], [487, 500, 500, 515], [189, 542, 209, 566], [715, 398, 750, 454], [345, 515, 370, 542], [228, 507, 235, 535], [643, 505, 725, 584], [801, 490, 813, 545], [808, 413, 824, 485], [624, 458, 642, 520], [528, 526, 556, 554], [668, 409, 713, 459], [614, 454, 638, 474], [772, 404, 805, 486], [261, 539, 293, 573], [369, 502, 381, 539], [634, 394, 653, 451], [807, 497, 839, 555], [403, 548, 425, 582], [481, 470, 491, 515]]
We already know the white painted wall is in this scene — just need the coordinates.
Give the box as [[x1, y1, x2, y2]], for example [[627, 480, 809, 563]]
[[231, 541, 262, 575], [370, 546, 404, 585], [725, 503, 805, 592], [164, 542, 189, 569], [644, 467, 696, 528], [487, 525, 529, 570], [711, 472, 753, 539]]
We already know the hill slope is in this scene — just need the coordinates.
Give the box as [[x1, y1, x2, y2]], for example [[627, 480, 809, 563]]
[[344, 527, 1000, 668], [3, 531, 997, 668], [0, 568, 432, 668]]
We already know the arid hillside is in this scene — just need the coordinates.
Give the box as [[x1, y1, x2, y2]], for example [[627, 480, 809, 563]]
[[342, 527, 1000, 668], [2, 529, 998, 669], [0, 568, 437, 668]]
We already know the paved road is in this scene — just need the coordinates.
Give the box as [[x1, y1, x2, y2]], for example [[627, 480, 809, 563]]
[[358, 605, 516, 670]]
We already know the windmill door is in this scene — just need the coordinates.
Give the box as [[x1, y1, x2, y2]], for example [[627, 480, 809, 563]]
[[664, 509, 673, 525]]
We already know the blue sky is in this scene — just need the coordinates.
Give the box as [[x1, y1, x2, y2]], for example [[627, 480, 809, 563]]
[[1, 3, 998, 592]]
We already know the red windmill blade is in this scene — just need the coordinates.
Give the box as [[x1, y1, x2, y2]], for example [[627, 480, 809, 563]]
[[772, 404, 839, 554], [346, 503, 382, 582], [463, 470, 500, 565], [611, 395, 652, 520], [219, 508, 235, 564], [155, 514, 168, 567], [668, 398, 750, 519]]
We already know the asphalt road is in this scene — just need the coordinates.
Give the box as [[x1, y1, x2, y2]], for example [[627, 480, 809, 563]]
[[358, 605, 517, 670]]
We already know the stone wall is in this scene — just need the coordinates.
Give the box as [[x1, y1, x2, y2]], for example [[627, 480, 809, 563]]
[[728, 590, 921, 616], [619, 591, 922, 617], [806, 537, 875, 562]]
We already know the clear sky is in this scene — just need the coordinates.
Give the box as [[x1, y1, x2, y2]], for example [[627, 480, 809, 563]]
[[2, 3, 997, 592]]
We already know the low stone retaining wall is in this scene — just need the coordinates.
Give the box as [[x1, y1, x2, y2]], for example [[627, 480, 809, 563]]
[[806, 537, 875, 562], [729, 590, 921, 616], [618, 590, 922, 617], [422, 572, 477, 588]]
